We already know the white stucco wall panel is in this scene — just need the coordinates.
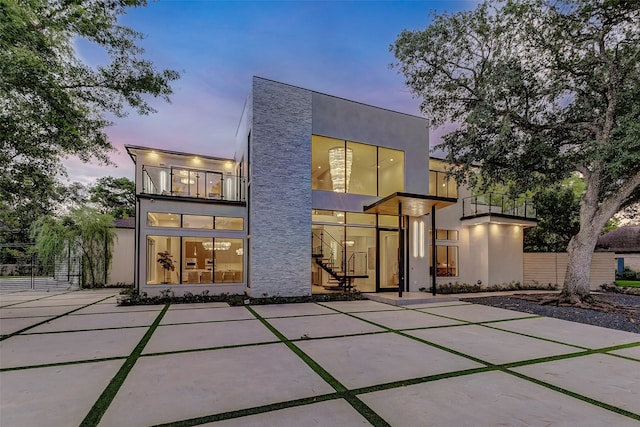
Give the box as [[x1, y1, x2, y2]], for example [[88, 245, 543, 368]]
[[109, 228, 135, 285]]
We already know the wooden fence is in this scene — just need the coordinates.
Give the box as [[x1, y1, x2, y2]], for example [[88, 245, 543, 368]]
[[523, 252, 615, 290]]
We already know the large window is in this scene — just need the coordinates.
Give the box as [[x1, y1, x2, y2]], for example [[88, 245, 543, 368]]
[[146, 236, 243, 285], [430, 246, 458, 277], [312, 210, 378, 293], [429, 159, 458, 198], [311, 135, 404, 196], [378, 147, 404, 195], [147, 213, 244, 230]]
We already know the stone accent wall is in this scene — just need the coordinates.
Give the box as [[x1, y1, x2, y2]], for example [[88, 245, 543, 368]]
[[249, 78, 312, 296]]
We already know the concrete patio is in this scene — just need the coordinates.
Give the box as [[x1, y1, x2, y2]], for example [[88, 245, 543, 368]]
[[1, 289, 639, 426]]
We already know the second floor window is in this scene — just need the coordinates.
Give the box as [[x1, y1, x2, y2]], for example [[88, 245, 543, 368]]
[[312, 135, 404, 196]]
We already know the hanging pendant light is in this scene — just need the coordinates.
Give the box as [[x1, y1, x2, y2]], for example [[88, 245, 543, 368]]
[[328, 146, 353, 193]]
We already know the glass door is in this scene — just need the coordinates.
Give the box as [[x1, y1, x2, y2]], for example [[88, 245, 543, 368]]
[[377, 229, 399, 292]]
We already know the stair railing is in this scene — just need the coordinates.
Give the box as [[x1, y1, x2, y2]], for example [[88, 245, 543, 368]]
[[311, 230, 347, 273]]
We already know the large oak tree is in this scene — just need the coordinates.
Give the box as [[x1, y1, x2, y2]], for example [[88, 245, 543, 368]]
[[393, 0, 640, 302], [0, 0, 178, 246]]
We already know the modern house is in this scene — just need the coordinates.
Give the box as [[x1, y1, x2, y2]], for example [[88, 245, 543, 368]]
[[127, 77, 537, 297]]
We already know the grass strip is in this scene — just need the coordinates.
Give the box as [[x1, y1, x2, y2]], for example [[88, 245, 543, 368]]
[[0, 290, 76, 308], [154, 393, 340, 427], [506, 369, 640, 421], [140, 339, 282, 358], [246, 305, 393, 426], [21, 325, 153, 335], [478, 323, 589, 350], [80, 304, 169, 427], [343, 394, 391, 427], [246, 306, 346, 392], [321, 305, 494, 367], [0, 356, 127, 373], [0, 294, 116, 342]]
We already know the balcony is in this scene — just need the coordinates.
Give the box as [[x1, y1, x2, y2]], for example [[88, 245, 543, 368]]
[[461, 193, 537, 225], [141, 165, 245, 202]]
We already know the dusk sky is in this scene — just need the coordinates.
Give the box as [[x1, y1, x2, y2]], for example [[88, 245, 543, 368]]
[[66, 0, 480, 185]]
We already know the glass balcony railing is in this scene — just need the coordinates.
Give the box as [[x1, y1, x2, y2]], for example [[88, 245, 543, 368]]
[[142, 165, 245, 202], [462, 193, 536, 219]]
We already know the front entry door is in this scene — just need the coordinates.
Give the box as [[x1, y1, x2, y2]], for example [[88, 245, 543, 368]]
[[377, 229, 399, 292]]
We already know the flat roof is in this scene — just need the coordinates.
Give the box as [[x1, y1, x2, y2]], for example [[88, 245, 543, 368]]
[[125, 145, 235, 164], [363, 192, 457, 217]]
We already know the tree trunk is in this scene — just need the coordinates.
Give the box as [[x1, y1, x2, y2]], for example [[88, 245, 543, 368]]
[[563, 227, 600, 303]]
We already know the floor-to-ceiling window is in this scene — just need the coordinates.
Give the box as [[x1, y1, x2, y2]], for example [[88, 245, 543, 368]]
[[311, 135, 405, 196], [311, 210, 377, 292], [145, 212, 244, 284]]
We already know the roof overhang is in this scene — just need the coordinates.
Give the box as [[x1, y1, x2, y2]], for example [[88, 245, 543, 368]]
[[461, 213, 538, 228], [363, 192, 457, 217]]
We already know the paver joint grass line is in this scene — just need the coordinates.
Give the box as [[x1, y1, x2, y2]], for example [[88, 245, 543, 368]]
[[246, 305, 392, 426], [246, 306, 346, 392], [0, 356, 128, 373], [0, 290, 76, 308], [506, 369, 640, 421], [154, 393, 340, 427], [0, 294, 116, 341], [79, 303, 169, 427]]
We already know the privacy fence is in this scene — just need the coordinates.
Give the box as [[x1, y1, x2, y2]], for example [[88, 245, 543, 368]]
[[523, 252, 615, 290]]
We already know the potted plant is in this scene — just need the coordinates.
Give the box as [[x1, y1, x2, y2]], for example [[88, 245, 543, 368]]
[[157, 251, 175, 284]]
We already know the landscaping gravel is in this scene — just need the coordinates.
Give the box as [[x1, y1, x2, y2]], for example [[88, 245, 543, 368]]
[[461, 293, 640, 334]]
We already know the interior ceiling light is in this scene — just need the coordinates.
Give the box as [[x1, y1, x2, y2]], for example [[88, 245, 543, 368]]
[[328, 146, 353, 193], [214, 241, 231, 251]]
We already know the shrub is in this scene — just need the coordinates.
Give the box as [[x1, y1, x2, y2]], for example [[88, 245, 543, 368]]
[[420, 281, 557, 294]]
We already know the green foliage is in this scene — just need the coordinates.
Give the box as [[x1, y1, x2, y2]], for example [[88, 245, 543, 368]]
[[0, 0, 178, 244], [524, 184, 581, 252], [116, 289, 367, 306], [31, 207, 116, 288], [601, 283, 640, 295], [420, 281, 557, 294], [89, 177, 135, 219], [393, 0, 640, 296], [392, 0, 640, 203]]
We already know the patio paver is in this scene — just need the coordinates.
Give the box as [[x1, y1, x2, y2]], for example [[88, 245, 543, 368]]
[[318, 300, 404, 313], [0, 305, 85, 319], [99, 343, 335, 427], [267, 313, 385, 340], [142, 319, 278, 354], [352, 309, 465, 330], [418, 303, 536, 322], [27, 310, 161, 333], [0, 327, 147, 368], [160, 306, 254, 324], [0, 360, 123, 427], [360, 370, 639, 427], [490, 316, 640, 349], [250, 302, 337, 318], [202, 399, 371, 426], [608, 346, 640, 360], [512, 353, 640, 414], [0, 316, 52, 336], [406, 324, 579, 364], [2, 290, 639, 426], [295, 332, 483, 389]]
